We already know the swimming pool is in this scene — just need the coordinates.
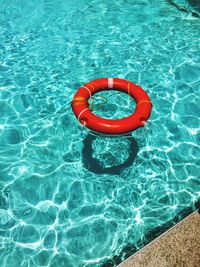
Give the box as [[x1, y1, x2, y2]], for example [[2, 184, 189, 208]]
[[0, 0, 199, 266]]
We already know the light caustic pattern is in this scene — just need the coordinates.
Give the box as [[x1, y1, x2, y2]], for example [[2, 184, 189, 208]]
[[0, 0, 200, 266]]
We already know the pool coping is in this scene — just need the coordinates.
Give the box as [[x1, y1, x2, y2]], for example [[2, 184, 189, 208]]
[[118, 208, 200, 266]]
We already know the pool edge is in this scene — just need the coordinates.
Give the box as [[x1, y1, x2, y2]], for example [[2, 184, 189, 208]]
[[118, 208, 200, 267]]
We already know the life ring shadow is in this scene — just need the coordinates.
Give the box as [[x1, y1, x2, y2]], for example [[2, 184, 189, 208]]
[[82, 134, 139, 175]]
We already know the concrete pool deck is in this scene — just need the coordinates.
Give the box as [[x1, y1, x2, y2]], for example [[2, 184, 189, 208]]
[[119, 210, 200, 267]]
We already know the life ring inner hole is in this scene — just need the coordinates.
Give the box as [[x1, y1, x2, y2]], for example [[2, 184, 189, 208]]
[[88, 90, 136, 120]]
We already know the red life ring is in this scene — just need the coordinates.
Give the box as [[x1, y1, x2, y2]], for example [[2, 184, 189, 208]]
[[71, 78, 152, 134]]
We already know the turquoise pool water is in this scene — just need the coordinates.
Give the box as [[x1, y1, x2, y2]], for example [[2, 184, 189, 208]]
[[0, 0, 200, 266]]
